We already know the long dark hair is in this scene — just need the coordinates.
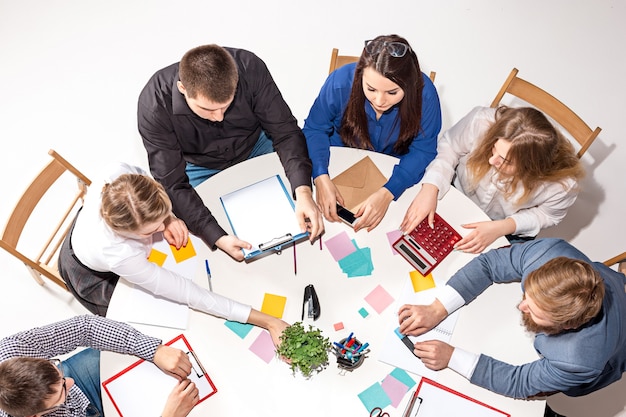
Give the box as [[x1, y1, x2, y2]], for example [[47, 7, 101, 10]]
[[339, 34, 424, 155]]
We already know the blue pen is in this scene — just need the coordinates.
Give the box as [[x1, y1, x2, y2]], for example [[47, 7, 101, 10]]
[[333, 341, 348, 351], [205, 259, 213, 292]]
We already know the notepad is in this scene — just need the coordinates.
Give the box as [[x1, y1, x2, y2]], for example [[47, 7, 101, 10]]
[[411, 377, 510, 417], [220, 175, 309, 260], [102, 334, 217, 417], [378, 280, 459, 378]]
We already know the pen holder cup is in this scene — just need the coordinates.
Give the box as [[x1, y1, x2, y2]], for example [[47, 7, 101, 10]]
[[334, 337, 366, 371]]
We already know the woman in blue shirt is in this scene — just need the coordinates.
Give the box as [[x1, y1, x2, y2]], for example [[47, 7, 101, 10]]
[[303, 34, 441, 231]]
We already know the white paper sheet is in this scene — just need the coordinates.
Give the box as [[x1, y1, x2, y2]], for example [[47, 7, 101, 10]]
[[220, 175, 306, 258], [123, 235, 199, 329]]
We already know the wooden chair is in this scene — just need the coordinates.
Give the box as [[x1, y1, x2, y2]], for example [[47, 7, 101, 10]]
[[604, 252, 626, 270], [490, 68, 601, 158], [328, 47, 437, 82], [0, 149, 91, 290]]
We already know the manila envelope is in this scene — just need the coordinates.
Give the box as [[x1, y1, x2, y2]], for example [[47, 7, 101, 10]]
[[331, 156, 388, 212]]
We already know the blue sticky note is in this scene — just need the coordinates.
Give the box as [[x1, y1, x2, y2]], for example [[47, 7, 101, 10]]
[[358, 307, 369, 318], [224, 320, 253, 338], [390, 368, 416, 389], [339, 246, 374, 277], [394, 327, 404, 339], [358, 382, 392, 412]]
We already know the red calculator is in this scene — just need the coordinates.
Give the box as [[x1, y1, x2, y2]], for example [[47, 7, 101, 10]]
[[393, 213, 462, 275]]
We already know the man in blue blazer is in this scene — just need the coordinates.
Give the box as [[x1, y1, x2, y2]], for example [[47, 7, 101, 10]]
[[398, 238, 626, 399]]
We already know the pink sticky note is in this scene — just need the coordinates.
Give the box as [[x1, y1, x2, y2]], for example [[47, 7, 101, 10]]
[[333, 322, 345, 331], [324, 231, 357, 261], [381, 374, 410, 407], [364, 284, 394, 314], [249, 330, 275, 364], [386, 230, 403, 255]]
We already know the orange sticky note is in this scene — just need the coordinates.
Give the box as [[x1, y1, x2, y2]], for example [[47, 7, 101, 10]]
[[409, 270, 435, 292], [260, 293, 287, 319], [170, 238, 196, 263], [148, 248, 167, 267]]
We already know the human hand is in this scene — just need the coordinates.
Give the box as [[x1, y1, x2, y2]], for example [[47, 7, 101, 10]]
[[313, 175, 342, 223], [455, 218, 515, 254], [266, 317, 290, 352], [400, 184, 439, 233], [413, 340, 454, 371], [161, 379, 198, 417], [163, 216, 189, 250], [294, 185, 324, 241], [215, 234, 252, 262], [398, 299, 449, 336], [352, 188, 393, 232], [153, 345, 192, 380]]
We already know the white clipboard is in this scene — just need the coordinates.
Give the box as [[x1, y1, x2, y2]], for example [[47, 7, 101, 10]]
[[219, 175, 308, 260], [102, 334, 217, 417]]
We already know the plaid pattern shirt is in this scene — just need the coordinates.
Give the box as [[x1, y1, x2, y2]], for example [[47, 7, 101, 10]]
[[0, 315, 161, 417]]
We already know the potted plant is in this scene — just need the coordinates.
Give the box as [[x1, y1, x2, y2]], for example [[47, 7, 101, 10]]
[[276, 321, 331, 378]]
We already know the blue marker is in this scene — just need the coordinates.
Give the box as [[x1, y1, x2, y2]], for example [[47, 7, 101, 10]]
[[333, 341, 348, 350]]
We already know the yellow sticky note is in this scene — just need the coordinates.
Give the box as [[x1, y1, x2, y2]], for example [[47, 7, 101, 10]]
[[148, 248, 167, 267], [261, 293, 287, 319], [409, 270, 435, 293], [170, 238, 196, 263]]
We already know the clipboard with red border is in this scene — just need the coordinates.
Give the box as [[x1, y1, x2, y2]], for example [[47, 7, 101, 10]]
[[102, 334, 217, 417], [412, 377, 510, 417]]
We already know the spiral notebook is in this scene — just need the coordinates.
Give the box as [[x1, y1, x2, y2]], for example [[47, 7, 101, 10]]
[[378, 281, 459, 378]]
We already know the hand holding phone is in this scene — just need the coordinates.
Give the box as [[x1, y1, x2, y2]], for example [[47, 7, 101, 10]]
[[336, 203, 357, 226]]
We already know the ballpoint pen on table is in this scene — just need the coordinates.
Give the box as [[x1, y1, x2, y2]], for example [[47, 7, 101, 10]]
[[205, 259, 213, 292]]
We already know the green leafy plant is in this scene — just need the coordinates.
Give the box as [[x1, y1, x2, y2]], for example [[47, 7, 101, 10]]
[[276, 322, 331, 378]]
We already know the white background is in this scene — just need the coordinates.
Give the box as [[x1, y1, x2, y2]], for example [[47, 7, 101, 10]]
[[0, 1, 624, 415]]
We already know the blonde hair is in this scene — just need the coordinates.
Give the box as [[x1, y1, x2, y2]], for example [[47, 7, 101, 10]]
[[525, 257, 604, 330], [466, 106, 585, 205], [100, 174, 172, 233]]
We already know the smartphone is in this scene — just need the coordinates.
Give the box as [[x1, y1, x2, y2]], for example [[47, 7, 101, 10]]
[[336, 203, 357, 226]]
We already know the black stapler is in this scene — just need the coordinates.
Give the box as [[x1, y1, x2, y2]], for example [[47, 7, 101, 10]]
[[301, 284, 321, 321]]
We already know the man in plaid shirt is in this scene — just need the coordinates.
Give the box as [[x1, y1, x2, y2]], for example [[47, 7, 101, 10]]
[[0, 315, 197, 417]]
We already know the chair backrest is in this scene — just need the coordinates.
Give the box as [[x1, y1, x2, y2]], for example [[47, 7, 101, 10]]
[[490, 68, 601, 158], [328, 48, 437, 82], [603, 252, 626, 268], [0, 149, 91, 290]]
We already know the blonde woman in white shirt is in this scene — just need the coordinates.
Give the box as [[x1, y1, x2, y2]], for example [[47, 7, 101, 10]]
[[400, 106, 584, 253], [58, 163, 288, 348]]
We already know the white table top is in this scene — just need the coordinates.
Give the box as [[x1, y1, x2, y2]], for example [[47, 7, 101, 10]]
[[103, 148, 544, 416]]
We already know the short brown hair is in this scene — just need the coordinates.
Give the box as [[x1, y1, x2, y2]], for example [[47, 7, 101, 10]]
[[525, 257, 604, 331], [0, 358, 60, 416], [179, 44, 239, 102], [100, 174, 172, 233]]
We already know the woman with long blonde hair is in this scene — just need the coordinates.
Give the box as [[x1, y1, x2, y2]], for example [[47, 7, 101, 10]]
[[400, 106, 584, 253]]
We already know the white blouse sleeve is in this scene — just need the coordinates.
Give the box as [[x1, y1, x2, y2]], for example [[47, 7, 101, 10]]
[[108, 247, 251, 324], [507, 178, 580, 236], [421, 106, 495, 199]]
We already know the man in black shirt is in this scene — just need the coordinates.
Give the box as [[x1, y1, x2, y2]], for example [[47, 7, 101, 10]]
[[138, 44, 323, 261]]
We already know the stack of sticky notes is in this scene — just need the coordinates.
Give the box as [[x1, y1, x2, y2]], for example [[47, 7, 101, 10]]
[[324, 231, 374, 277]]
